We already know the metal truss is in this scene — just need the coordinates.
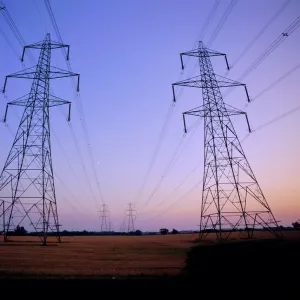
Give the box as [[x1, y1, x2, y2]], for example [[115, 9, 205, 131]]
[[173, 42, 281, 240], [0, 34, 79, 245]]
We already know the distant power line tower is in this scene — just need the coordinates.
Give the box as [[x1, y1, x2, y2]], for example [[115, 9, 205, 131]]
[[0, 34, 79, 245], [99, 204, 110, 232], [120, 218, 126, 233], [126, 203, 136, 233], [172, 41, 281, 240]]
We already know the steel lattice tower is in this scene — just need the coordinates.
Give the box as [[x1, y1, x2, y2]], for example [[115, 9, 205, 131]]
[[126, 203, 136, 233], [99, 204, 110, 232], [172, 42, 281, 240], [0, 34, 79, 245]]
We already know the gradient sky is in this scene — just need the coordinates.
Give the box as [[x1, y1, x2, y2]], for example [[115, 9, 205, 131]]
[[0, 0, 299, 232]]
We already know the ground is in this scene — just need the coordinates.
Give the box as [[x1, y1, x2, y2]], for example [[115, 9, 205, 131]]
[[1, 231, 299, 295], [0, 234, 194, 278], [0, 231, 299, 279]]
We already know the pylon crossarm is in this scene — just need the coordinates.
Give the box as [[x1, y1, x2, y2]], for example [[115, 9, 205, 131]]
[[49, 66, 78, 78], [172, 75, 248, 102], [184, 109, 207, 118], [5, 94, 31, 107], [245, 113, 251, 133], [2, 66, 36, 92], [49, 67, 80, 91], [22, 42, 70, 61], [183, 103, 252, 133], [173, 75, 204, 89], [216, 74, 251, 102], [182, 106, 206, 133], [48, 96, 71, 121], [3, 67, 80, 92], [48, 96, 71, 107], [3, 66, 78, 80], [3, 95, 71, 122], [182, 113, 187, 133], [182, 104, 249, 132], [180, 47, 229, 70], [180, 48, 227, 59], [24, 41, 69, 50], [173, 76, 243, 87]]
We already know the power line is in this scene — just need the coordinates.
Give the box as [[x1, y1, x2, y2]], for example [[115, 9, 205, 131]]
[[54, 172, 92, 215], [181, 0, 238, 86], [44, 0, 105, 205], [0, 2, 25, 44], [133, 0, 228, 206], [51, 128, 83, 185], [177, 0, 221, 94], [206, 0, 239, 48], [68, 122, 100, 208], [230, 0, 292, 69], [132, 1, 230, 205], [0, 26, 20, 58], [133, 102, 176, 205], [197, 0, 221, 42], [223, 15, 300, 97], [152, 63, 300, 216], [1, 83, 91, 219], [253, 105, 300, 132], [141, 14, 299, 213], [132, 1, 229, 206], [147, 104, 300, 220], [153, 160, 202, 211], [146, 179, 202, 221], [32, 0, 49, 33], [252, 62, 300, 101], [25, 1, 101, 211], [0, 1, 35, 63], [142, 118, 202, 208]]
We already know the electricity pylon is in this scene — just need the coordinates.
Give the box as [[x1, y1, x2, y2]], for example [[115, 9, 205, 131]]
[[0, 34, 79, 245], [172, 41, 281, 240], [126, 203, 136, 233], [99, 204, 110, 232]]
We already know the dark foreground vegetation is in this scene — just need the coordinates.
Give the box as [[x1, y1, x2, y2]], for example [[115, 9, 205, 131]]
[[1, 237, 299, 294]]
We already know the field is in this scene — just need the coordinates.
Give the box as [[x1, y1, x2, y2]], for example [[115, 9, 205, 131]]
[[0, 231, 299, 279], [0, 234, 195, 278]]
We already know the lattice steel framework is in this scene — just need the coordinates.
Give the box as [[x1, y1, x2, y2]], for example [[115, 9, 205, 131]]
[[0, 34, 79, 245], [126, 203, 136, 233], [99, 204, 110, 232], [172, 41, 281, 240]]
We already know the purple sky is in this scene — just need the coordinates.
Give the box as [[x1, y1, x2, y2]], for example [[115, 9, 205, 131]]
[[0, 0, 299, 231]]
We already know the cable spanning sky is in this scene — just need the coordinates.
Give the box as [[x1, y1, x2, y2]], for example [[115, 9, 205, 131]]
[[0, 0, 299, 231]]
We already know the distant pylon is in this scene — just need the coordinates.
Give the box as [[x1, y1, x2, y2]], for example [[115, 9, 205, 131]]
[[120, 218, 126, 233], [0, 34, 80, 245], [126, 203, 136, 233], [99, 204, 110, 232], [172, 41, 281, 241]]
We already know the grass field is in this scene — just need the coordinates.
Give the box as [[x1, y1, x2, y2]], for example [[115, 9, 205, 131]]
[[0, 234, 194, 277], [0, 231, 299, 279]]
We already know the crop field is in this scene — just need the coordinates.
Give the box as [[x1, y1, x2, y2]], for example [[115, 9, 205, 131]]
[[0, 231, 299, 279]]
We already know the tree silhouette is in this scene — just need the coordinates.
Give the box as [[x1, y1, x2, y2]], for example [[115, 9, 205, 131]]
[[160, 228, 169, 235], [292, 221, 300, 229], [14, 225, 27, 235]]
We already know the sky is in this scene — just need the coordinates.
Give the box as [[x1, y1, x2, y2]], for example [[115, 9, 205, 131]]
[[0, 0, 299, 232]]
